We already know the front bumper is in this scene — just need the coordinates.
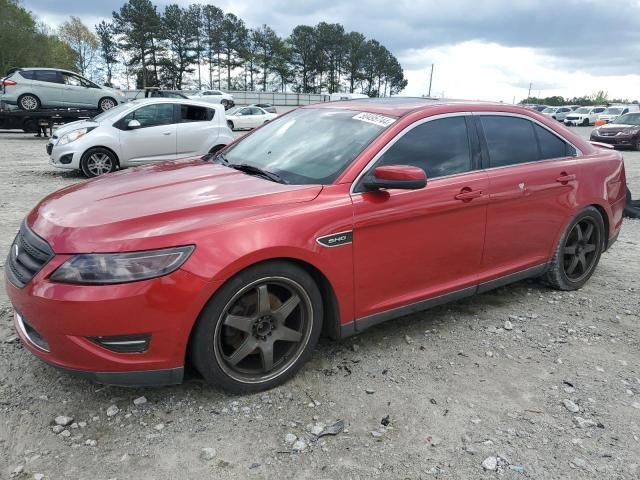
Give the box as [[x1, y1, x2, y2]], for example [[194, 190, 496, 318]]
[[564, 118, 588, 126], [589, 134, 636, 147], [6, 247, 214, 386], [47, 141, 81, 170]]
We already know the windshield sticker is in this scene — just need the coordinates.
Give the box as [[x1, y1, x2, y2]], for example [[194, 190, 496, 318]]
[[352, 112, 396, 128]]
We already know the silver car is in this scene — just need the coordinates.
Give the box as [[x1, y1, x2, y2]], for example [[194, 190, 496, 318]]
[[0, 68, 126, 111]]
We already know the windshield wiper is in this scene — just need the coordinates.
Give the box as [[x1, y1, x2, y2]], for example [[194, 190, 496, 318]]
[[208, 152, 287, 184], [227, 163, 287, 184]]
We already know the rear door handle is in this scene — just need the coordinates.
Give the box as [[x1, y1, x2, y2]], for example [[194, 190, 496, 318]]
[[162, 132, 172, 135], [455, 189, 483, 201], [556, 173, 576, 184]]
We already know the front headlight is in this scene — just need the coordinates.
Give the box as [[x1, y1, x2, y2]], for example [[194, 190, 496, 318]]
[[49, 246, 194, 284], [58, 127, 95, 145]]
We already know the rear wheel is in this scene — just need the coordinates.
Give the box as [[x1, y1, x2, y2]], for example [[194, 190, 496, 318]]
[[544, 207, 604, 290], [190, 261, 323, 393], [18, 94, 40, 111], [80, 147, 117, 177], [227, 120, 234, 130]]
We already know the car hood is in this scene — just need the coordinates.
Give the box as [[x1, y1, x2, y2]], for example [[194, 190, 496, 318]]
[[27, 159, 323, 253], [52, 119, 99, 138], [596, 123, 637, 133]]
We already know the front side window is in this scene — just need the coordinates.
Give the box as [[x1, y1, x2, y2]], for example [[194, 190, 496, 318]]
[[123, 104, 175, 128], [222, 108, 389, 184], [376, 116, 472, 179], [180, 105, 214, 122], [480, 116, 538, 167]]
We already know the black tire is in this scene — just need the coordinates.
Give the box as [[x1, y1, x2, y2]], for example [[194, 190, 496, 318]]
[[624, 187, 640, 219], [635, 139, 640, 151], [80, 147, 117, 177], [221, 99, 230, 109], [98, 97, 117, 112], [18, 94, 40, 111], [544, 207, 605, 291], [208, 144, 225, 154], [190, 260, 323, 393], [22, 118, 37, 133], [582, 118, 589, 126], [227, 120, 234, 130]]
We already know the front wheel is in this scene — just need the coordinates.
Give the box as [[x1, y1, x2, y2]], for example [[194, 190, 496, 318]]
[[227, 120, 234, 130], [190, 261, 323, 393], [583, 118, 589, 126], [543, 207, 604, 290], [80, 147, 117, 177], [99, 97, 117, 112]]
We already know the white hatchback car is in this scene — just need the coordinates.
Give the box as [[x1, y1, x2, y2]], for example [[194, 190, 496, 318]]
[[47, 98, 234, 177], [225, 106, 278, 130]]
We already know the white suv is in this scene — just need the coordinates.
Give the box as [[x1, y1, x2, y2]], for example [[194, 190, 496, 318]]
[[47, 98, 234, 177], [564, 106, 607, 126]]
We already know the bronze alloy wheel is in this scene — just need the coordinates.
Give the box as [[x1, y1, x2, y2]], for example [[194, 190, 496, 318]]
[[213, 276, 314, 384], [561, 217, 601, 282]]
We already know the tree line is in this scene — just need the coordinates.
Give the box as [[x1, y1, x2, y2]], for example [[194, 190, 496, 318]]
[[1, 0, 407, 96], [521, 91, 638, 107]]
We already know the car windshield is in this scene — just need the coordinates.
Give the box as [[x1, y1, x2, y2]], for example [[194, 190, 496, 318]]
[[91, 102, 131, 122], [542, 107, 557, 113], [613, 113, 640, 125], [227, 106, 242, 115], [603, 108, 623, 115], [574, 107, 590, 114], [221, 108, 391, 185]]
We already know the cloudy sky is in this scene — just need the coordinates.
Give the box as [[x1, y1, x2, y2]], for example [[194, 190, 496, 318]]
[[20, 0, 640, 102]]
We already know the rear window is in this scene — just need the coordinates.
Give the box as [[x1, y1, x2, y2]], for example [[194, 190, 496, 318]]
[[180, 105, 214, 122]]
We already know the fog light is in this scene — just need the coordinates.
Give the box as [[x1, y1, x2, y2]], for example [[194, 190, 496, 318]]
[[90, 334, 151, 353], [59, 153, 73, 164]]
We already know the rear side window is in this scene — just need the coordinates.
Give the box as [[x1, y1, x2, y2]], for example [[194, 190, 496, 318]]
[[480, 116, 538, 167], [180, 105, 214, 122], [534, 124, 575, 159], [19, 70, 36, 80], [377, 116, 472, 179], [35, 70, 61, 83]]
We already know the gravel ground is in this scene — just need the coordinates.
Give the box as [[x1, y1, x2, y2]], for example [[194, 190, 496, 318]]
[[0, 126, 639, 480]]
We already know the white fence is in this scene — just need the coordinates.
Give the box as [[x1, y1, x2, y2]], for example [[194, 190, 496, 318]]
[[123, 90, 330, 106]]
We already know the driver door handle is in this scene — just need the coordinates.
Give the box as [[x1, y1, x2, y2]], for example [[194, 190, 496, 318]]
[[162, 132, 172, 135], [455, 189, 483, 201], [556, 173, 576, 184]]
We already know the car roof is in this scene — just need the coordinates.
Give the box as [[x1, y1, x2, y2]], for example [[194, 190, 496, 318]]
[[19, 67, 79, 74], [306, 97, 538, 117], [128, 97, 224, 109]]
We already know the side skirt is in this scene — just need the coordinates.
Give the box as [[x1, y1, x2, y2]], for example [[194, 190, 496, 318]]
[[339, 263, 549, 339]]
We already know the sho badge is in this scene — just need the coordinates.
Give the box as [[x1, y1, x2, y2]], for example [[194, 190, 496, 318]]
[[316, 231, 353, 248]]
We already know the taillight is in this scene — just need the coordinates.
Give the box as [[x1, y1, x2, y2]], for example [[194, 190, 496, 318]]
[[2, 79, 17, 86]]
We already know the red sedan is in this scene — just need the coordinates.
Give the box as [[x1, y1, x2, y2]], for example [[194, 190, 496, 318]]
[[5, 99, 626, 392]]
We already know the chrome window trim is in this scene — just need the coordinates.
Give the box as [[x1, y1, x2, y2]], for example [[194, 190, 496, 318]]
[[350, 112, 471, 195], [349, 110, 583, 195]]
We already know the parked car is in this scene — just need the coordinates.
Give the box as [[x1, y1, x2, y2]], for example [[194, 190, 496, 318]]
[[6, 99, 625, 392], [0, 68, 126, 111], [47, 98, 233, 177], [564, 106, 607, 126], [225, 105, 277, 130], [188, 89, 235, 109], [133, 87, 189, 100], [250, 103, 277, 114], [590, 112, 640, 150], [541, 106, 573, 121], [597, 105, 640, 124]]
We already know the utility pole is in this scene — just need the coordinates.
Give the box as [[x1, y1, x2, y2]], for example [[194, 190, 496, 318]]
[[428, 64, 434, 97], [527, 82, 532, 101]]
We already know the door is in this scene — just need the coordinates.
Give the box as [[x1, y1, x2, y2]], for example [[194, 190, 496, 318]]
[[60, 72, 96, 107], [32, 70, 64, 106], [476, 114, 580, 280], [176, 104, 216, 157], [118, 103, 177, 164], [351, 115, 489, 320]]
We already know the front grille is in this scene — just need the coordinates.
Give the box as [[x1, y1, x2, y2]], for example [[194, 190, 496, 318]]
[[566, 116, 578, 121], [6, 221, 54, 288], [599, 132, 617, 137]]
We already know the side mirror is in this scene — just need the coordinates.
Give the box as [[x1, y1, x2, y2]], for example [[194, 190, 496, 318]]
[[127, 119, 141, 129], [363, 165, 427, 191]]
